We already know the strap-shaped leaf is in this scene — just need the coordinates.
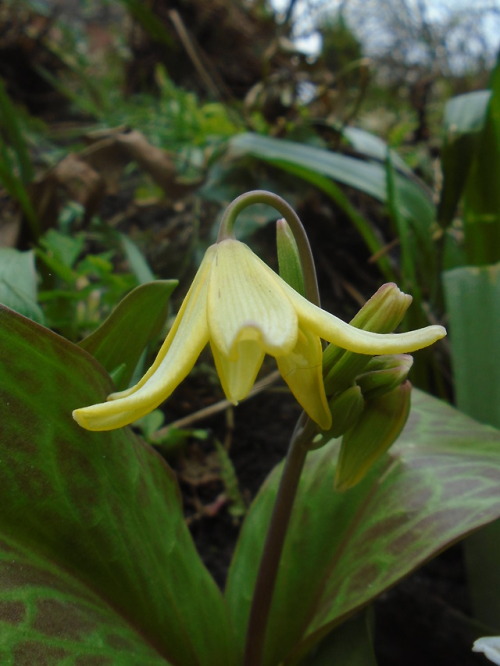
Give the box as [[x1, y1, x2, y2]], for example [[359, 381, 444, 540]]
[[0, 305, 235, 665], [226, 390, 500, 666]]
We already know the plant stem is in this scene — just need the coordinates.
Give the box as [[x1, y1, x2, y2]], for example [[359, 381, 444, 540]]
[[243, 414, 316, 666], [219, 191, 321, 664], [217, 190, 321, 308]]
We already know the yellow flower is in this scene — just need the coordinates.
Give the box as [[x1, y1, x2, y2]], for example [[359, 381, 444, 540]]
[[73, 239, 446, 431]]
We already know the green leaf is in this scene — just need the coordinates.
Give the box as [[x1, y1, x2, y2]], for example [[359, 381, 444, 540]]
[[443, 263, 500, 429], [443, 263, 500, 629], [463, 60, 500, 265], [444, 90, 491, 134], [230, 133, 388, 204], [79, 280, 177, 390], [0, 305, 235, 665], [0, 248, 45, 324], [438, 90, 490, 228], [40, 228, 86, 270], [226, 390, 500, 666], [343, 126, 411, 175], [120, 233, 156, 284], [299, 609, 377, 666]]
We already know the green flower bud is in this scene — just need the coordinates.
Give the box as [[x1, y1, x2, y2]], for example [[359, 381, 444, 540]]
[[327, 384, 365, 438], [356, 354, 413, 399], [323, 283, 413, 395], [334, 381, 412, 492], [276, 218, 306, 297]]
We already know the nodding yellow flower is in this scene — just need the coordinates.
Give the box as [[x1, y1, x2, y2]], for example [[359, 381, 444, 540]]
[[73, 239, 446, 432]]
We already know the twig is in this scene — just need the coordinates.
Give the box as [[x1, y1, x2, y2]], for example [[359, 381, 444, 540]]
[[150, 370, 281, 439], [168, 9, 225, 100]]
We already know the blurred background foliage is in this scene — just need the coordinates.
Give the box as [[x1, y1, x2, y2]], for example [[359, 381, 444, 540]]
[[0, 0, 499, 399]]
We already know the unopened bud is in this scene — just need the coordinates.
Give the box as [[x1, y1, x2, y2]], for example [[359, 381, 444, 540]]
[[334, 381, 412, 492], [276, 218, 306, 297], [323, 283, 413, 395], [327, 385, 365, 438], [356, 354, 413, 399]]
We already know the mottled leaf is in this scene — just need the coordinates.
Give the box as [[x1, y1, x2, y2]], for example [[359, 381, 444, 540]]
[[225, 390, 500, 666], [0, 305, 235, 665]]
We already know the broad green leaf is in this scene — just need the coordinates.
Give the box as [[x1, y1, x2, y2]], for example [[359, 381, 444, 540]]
[[79, 280, 177, 390], [343, 126, 411, 175], [444, 90, 491, 135], [443, 263, 500, 628], [230, 133, 388, 202], [226, 390, 500, 666], [0, 305, 235, 665], [443, 263, 500, 429], [0, 248, 45, 324]]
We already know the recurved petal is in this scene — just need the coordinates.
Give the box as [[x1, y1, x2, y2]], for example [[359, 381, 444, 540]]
[[277, 277, 446, 354], [208, 240, 298, 359], [276, 327, 332, 430], [72, 250, 213, 431], [211, 336, 265, 403]]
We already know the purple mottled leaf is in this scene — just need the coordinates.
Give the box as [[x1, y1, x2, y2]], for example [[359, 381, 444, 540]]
[[0, 305, 235, 665], [226, 390, 500, 666]]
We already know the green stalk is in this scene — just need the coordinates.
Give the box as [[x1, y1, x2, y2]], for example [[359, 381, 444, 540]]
[[218, 191, 322, 665], [243, 415, 316, 666], [217, 190, 321, 307]]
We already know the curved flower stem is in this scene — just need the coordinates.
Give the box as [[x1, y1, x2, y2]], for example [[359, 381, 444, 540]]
[[219, 191, 321, 665], [242, 414, 317, 666], [217, 190, 321, 307]]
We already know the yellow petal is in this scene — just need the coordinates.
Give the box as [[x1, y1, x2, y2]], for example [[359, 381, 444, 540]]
[[211, 335, 265, 403], [110, 246, 216, 401], [277, 327, 332, 430], [277, 276, 446, 354], [72, 249, 213, 431], [208, 240, 298, 359]]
